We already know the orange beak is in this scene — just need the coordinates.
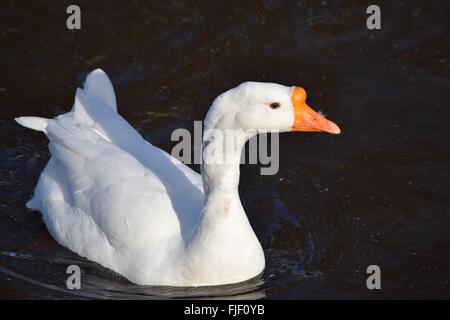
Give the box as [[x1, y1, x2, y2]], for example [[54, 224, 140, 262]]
[[291, 87, 341, 134]]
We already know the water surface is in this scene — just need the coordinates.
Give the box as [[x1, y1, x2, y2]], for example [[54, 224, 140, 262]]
[[0, 0, 449, 299]]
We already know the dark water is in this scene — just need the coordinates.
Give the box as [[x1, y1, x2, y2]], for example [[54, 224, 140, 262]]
[[0, 0, 449, 299]]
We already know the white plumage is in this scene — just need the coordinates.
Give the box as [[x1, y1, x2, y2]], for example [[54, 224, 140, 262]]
[[16, 69, 339, 286]]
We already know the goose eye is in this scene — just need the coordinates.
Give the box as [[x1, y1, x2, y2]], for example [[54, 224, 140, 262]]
[[269, 102, 281, 109]]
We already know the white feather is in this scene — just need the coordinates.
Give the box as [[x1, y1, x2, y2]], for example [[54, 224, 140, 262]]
[[15, 69, 319, 286]]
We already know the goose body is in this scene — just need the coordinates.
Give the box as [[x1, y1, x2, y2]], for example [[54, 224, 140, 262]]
[[16, 69, 340, 286]]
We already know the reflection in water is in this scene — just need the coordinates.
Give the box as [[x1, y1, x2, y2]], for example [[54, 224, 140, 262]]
[[0, 1, 449, 299], [0, 254, 266, 299]]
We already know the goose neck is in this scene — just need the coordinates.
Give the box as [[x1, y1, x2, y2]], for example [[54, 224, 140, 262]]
[[200, 129, 246, 195]]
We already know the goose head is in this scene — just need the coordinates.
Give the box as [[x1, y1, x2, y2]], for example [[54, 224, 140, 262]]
[[204, 82, 341, 136]]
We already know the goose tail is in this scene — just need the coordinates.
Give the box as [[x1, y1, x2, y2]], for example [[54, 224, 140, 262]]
[[15, 116, 49, 133]]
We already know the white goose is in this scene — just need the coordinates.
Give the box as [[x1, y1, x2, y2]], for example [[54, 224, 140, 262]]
[[16, 69, 340, 286]]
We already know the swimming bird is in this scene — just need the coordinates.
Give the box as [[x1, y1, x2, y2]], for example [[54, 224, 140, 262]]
[[16, 69, 340, 286]]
